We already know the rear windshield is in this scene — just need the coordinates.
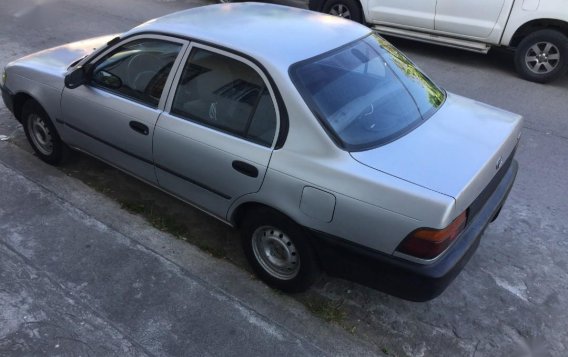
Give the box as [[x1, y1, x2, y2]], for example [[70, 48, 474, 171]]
[[290, 34, 445, 151]]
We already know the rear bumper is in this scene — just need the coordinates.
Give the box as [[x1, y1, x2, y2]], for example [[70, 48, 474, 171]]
[[1, 84, 15, 114], [310, 159, 518, 302]]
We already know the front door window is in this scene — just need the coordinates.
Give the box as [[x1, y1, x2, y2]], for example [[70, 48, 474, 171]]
[[91, 39, 182, 107]]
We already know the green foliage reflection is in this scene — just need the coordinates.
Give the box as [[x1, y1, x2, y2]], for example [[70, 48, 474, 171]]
[[373, 34, 445, 107]]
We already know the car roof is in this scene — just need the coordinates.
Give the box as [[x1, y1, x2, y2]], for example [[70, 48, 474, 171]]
[[125, 3, 371, 68]]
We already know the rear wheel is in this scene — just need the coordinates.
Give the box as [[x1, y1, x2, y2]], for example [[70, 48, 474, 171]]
[[514, 29, 568, 83], [241, 208, 321, 292], [22, 100, 68, 165], [322, 0, 363, 24]]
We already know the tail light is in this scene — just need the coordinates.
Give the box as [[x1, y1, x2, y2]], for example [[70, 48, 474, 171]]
[[396, 211, 467, 260]]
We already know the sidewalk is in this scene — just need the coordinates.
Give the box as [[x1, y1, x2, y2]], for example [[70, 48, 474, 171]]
[[0, 141, 379, 356]]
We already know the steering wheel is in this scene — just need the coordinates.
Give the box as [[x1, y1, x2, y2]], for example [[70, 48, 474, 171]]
[[126, 52, 161, 90]]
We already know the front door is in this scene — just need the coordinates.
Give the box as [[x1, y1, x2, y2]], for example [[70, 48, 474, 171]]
[[153, 44, 280, 219], [435, 0, 508, 38], [367, 0, 437, 30], [61, 35, 186, 183]]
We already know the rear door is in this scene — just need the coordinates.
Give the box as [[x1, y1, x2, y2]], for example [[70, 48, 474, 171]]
[[61, 35, 187, 183], [367, 0, 437, 30], [153, 43, 280, 219], [435, 0, 508, 38]]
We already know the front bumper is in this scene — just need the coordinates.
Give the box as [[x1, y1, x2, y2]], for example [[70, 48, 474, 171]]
[[309, 159, 519, 302], [1, 84, 15, 114]]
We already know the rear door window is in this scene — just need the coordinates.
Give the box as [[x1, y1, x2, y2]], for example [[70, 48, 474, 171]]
[[170, 48, 277, 147]]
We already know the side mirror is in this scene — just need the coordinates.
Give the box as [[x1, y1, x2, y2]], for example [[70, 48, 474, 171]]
[[64, 66, 87, 89]]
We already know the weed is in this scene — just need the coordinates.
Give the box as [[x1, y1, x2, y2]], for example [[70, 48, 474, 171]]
[[194, 241, 226, 259], [120, 200, 146, 214], [303, 296, 346, 324], [150, 215, 188, 237], [117, 198, 227, 258]]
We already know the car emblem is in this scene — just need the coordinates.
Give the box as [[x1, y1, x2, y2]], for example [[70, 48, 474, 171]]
[[496, 156, 503, 170]]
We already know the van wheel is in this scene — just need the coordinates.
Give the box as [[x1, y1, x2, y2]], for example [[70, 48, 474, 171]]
[[323, 0, 363, 24], [241, 208, 321, 292], [514, 29, 568, 83], [22, 100, 68, 165]]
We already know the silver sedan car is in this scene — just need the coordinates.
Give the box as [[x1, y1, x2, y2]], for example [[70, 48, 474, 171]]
[[0, 3, 522, 301]]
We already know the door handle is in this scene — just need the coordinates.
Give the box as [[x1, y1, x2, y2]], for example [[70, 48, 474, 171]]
[[129, 121, 149, 135], [232, 160, 258, 178]]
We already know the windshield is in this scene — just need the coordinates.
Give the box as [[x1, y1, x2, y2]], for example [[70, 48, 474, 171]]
[[290, 34, 445, 151]]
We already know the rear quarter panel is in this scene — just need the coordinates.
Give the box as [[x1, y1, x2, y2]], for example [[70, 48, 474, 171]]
[[229, 145, 457, 255], [501, 0, 568, 45], [250, 165, 454, 254]]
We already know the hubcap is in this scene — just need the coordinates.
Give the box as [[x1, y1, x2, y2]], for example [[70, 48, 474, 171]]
[[329, 4, 351, 19], [252, 226, 300, 280], [27, 114, 53, 155], [525, 41, 560, 74]]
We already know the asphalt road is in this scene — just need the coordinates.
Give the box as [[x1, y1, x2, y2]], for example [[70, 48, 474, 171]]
[[0, 140, 379, 356], [1, 0, 567, 356]]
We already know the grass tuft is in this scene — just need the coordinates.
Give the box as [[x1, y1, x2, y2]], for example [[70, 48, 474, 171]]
[[118, 199, 226, 258], [303, 296, 346, 324]]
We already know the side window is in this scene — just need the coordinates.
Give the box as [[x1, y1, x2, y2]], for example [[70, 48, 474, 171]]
[[91, 39, 182, 107], [171, 48, 277, 146]]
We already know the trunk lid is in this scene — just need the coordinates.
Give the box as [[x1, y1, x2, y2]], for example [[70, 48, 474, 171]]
[[351, 93, 522, 216]]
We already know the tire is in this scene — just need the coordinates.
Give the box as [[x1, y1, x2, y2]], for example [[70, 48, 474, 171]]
[[322, 0, 363, 24], [514, 29, 568, 83], [241, 208, 321, 292], [22, 100, 68, 165]]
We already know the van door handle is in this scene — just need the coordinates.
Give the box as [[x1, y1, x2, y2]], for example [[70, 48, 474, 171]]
[[129, 121, 149, 135], [232, 160, 258, 178]]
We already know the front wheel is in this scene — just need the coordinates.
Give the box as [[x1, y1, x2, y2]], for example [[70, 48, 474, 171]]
[[322, 0, 363, 24], [22, 100, 68, 165], [514, 29, 568, 83], [241, 208, 321, 292]]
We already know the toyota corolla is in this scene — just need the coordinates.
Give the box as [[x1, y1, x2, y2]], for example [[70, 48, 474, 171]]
[[0, 3, 522, 301]]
